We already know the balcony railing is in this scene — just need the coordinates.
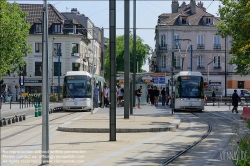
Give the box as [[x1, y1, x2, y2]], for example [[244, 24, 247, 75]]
[[158, 44, 167, 50], [174, 44, 181, 49], [71, 53, 80, 57], [213, 44, 221, 49], [197, 65, 205, 69], [213, 66, 221, 70], [197, 44, 205, 49]]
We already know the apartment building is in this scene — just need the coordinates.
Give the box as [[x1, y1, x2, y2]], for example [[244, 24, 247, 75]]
[[1, 4, 104, 99], [154, 0, 250, 91]]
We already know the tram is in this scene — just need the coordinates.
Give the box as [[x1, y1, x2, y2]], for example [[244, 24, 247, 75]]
[[62, 71, 105, 111], [172, 71, 205, 111]]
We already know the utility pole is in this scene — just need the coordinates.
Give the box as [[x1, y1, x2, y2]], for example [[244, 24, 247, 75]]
[[52, 37, 56, 94], [41, 0, 49, 164], [171, 29, 174, 114], [132, 0, 136, 109], [124, 0, 130, 119], [190, 45, 193, 71], [58, 45, 61, 101], [101, 27, 104, 108], [224, 36, 227, 97], [109, 0, 116, 141]]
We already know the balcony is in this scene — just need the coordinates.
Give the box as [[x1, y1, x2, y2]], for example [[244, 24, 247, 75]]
[[174, 66, 181, 70], [197, 44, 205, 49], [197, 65, 205, 69], [158, 45, 167, 50], [174, 44, 181, 49], [213, 44, 221, 49], [34, 51, 42, 56], [213, 66, 221, 70]]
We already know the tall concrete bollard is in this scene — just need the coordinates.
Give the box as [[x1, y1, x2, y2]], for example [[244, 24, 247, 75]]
[[38, 104, 42, 116]]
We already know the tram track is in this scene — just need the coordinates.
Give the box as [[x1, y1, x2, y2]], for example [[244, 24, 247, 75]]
[[0, 112, 75, 141], [161, 111, 239, 166]]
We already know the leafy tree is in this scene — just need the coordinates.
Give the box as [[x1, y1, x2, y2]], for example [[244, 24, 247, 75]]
[[0, 1, 31, 78], [104, 34, 151, 79], [216, 0, 250, 75]]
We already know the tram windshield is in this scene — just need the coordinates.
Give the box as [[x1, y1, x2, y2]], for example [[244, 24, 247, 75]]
[[175, 76, 204, 98], [63, 75, 92, 98]]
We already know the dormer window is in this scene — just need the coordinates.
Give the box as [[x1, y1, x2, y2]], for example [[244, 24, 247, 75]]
[[35, 24, 42, 33], [181, 17, 188, 25], [73, 25, 77, 34], [205, 17, 212, 25], [54, 24, 61, 33]]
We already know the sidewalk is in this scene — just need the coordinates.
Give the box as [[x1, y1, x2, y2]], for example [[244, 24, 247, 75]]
[[58, 105, 180, 133]]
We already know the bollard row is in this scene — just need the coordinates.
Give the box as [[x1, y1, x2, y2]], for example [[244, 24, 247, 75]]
[[0, 115, 26, 127]]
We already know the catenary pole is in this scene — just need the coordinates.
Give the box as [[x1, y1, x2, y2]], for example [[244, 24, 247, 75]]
[[132, 0, 136, 109], [41, 0, 49, 164], [124, 0, 130, 119], [109, 0, 116, 141]]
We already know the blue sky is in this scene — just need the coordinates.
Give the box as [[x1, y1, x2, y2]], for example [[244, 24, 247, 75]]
[[10, 0, 222, 71]]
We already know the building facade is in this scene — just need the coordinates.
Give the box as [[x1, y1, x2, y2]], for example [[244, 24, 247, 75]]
[[155, 0, 250, 92], [1, 4, 104, 100]]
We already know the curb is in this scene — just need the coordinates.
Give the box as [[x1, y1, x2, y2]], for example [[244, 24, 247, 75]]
[[57, 114, 181, 133]]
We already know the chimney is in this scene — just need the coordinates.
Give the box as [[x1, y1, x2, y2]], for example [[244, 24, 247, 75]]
[[190, 0, 196, 14], [197, 1, 206, 11], [71, 8, 78, 14], [172, 0, 179, 13]]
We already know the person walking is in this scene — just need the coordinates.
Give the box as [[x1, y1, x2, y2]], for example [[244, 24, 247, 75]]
[[117, 85, 124, 106], [136, 86, 143, 109], [161, 88, 166, 106], [146, 86, 151, 104], [149, 86, 154, 106], [212, 91, 216, 106], [154, 86, 160, 106], [94, 84, 99, 108], [232, 89, 241, 113]]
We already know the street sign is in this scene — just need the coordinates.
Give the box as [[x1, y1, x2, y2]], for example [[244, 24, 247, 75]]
[[153, 78, 165, 84]]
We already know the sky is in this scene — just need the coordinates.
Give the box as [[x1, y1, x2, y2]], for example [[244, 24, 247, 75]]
[[10, 0, 222, 71]]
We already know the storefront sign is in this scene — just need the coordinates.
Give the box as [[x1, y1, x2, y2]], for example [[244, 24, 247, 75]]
[[24, 80, 42, 83]]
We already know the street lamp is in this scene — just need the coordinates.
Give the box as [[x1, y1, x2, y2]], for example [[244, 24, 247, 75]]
[[52, 37, 56, 94], [207, 59, 214, 85]]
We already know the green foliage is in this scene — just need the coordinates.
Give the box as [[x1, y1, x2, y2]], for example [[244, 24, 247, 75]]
[[217, 0, 250, 75], [104, 34, 151, 79], [0, 1, 31, 77]]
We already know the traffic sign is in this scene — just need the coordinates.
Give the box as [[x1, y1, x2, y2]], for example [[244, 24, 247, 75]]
[[153, 78, 165, 84]]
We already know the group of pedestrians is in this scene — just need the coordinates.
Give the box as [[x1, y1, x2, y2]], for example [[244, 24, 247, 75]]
[[146, 86, 170, 106]]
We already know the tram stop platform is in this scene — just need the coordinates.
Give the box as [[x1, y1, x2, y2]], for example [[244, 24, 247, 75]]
[[57, 105, 181, 133]]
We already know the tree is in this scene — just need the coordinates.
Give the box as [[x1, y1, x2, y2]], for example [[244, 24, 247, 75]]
[[104, 34, 151, 79], [0, 1, 31, 77], [216, 0, 250, 75]]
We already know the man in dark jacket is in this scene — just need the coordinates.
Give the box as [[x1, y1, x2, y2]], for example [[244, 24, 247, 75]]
[[232, 90, 241, 113], [161, 88, 166, 106]]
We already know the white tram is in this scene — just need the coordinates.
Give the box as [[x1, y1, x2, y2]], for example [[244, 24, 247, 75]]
[[172, 71, 205, 111], [62, 71, 105, 111]]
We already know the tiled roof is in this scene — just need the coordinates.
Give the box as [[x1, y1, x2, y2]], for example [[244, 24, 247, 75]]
[[158, 4, 221, 26], [19, 4, 66, 27]]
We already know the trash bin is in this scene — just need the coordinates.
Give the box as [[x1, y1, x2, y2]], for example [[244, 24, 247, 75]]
[[35, 104, 38, 117], [38, 104, 42, 116]]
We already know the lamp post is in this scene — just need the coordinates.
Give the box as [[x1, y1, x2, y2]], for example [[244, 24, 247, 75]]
[[57, 45, 61, 101], [207, 59, 214, 85], [52, 37, 56, 94]]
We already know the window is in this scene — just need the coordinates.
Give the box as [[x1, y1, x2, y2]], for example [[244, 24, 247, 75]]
[[54, 43, 62, 56], [54, 62, 61, 76], [238, 81, 244, 89], [174, 34, 180, 49], [205, 18, 212, 25], [19, 64, 27, 76], [35, 43, 42, 53], [181, 17, 188, 25], [72, 63, 80, 71], [35, 24, 42, 33], [213, 35, 221, 49], [73, 25, 77, 34], [197, 55, 204, 68], [174, 56, 181, 69], [54, 24, 61, 33], [35, 62, 42, 76], [72, 43, 78, 53], [161, 56, 166, 69], [160, 35, 166, 47], [197, 35, 205, 49], [213, 56, 221, 69]]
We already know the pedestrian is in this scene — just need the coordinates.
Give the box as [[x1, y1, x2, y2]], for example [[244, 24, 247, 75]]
[[146, 85, 151, 104], [240, 90, 244, 98], [149, 86, 154, 106], [94, 84, 99, 108], [154, 86, 160, 106], [136, 86, 143, 109], [204, 94, 207, 106], [117, 85, 124, 106], [232, 89, 241, 113], [161, 88, 166, 106], [212, 91, 216, 106]]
